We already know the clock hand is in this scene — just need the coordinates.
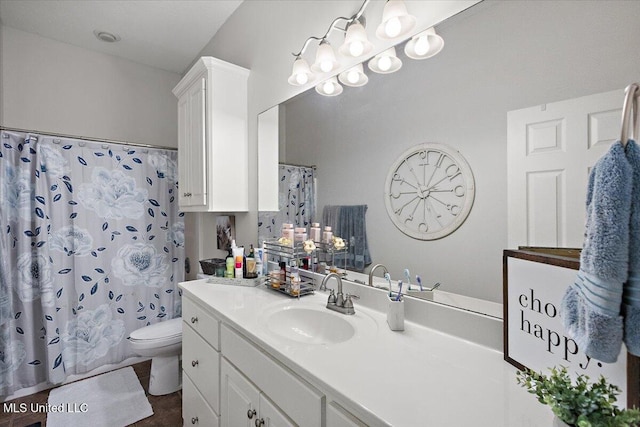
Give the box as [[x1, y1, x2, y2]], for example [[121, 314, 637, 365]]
[[394, 195, 420, 216]]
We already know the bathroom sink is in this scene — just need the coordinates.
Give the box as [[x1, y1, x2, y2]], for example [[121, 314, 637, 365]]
[[265, 307, 355, 345]]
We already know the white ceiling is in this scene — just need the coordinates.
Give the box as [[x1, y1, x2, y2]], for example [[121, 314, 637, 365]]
[[0, 0, 243, 74]]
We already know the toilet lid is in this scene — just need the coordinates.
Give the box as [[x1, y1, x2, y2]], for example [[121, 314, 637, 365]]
[[130, 317, 182, 341]]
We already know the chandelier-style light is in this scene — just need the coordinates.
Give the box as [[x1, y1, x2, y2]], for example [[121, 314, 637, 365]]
[[339, 19, 373, 58], [288, 0, 442, 97], [404, 27, 444, 60], [311, 40, 340, 73], [338, 63, 368, 87], [376, 0, 416, 40], [368, 47, 402, 74], [315, 77, 343, 96], [288, 56, 314, 86]]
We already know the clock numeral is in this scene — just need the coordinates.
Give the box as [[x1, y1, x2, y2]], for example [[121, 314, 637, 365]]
[[447, 204, 461, 216], [418, 222, 428, 233], [454, 185, 465, 197], [446, 164, 461, 181]]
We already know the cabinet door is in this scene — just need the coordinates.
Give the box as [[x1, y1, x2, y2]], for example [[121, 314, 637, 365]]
[[221, 358, 259, 427], [178, 76, 207, 209], [257, 394, 296, 427]]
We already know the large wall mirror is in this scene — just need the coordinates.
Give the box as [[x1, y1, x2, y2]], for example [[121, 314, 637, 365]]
[[258, 0, 640, 316]]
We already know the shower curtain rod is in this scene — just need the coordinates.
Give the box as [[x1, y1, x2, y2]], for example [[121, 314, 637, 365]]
[[279, 162, 316, 170], [0, 125, 177, 151]]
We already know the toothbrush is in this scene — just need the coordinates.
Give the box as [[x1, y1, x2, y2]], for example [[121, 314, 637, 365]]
[[404, 269, 412, 290], [416, 275, 423, 291], [395, 281, 403, 301], [384, 272, 393, 297]]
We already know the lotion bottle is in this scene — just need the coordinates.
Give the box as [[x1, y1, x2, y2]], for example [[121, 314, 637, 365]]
[[233, 245, 244, 279]]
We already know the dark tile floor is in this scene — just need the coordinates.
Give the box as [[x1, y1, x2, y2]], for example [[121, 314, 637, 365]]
[[0, 360, 182, 427]]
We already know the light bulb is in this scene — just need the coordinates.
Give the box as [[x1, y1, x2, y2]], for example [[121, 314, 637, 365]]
[[320, 60, 332, 73], [295, 72, 308, 85], [347, 70, 360, 84], [349, 41, 364, 57], [385, 16, 402, 38], [323, 81, 335, 95], [377, 56, 391, 72], [414, 36, 430, 56]]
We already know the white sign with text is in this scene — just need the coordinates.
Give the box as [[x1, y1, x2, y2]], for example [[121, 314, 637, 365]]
[[506, 257, 628, 404]]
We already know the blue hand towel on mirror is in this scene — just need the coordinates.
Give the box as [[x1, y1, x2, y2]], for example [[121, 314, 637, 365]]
[[623, 140, 640, 356], [561, 141, 632, 363]]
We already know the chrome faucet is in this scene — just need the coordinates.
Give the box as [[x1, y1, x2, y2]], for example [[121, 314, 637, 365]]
[[368, 263, 389, 287], [320, 273, 358, 315]]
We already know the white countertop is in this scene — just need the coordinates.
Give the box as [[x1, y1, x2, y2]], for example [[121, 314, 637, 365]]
[[180, 279, 552, 426]]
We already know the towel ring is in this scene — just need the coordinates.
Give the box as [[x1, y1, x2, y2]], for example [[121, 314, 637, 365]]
[[620, 82, 640, 147]]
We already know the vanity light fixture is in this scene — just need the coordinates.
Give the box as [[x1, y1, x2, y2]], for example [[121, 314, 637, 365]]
[[311, 40, 340, 73], [288, 56, 315, 86], [404, 27, 444, 60], [339, 19, 373, 58], [288, 0, 440, 96], [376, 0, 416, 40], [315, 77, 344, 96], [338, 63, 368, 87], [368, 47, 402, 74]]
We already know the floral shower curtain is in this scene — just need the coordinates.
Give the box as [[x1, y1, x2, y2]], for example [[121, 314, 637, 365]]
[[0, 130, 184, 396], [258, 164, 315, 244]]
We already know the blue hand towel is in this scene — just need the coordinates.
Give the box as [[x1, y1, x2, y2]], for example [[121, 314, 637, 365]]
[[561, 141, 632, 363], [623, 140, 640, 356]]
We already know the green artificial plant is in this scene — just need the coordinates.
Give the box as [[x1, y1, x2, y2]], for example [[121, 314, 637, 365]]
[[516, 366, 640, 427]]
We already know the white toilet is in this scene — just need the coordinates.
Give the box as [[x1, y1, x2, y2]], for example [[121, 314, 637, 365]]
[[130, 317, 182, 395]]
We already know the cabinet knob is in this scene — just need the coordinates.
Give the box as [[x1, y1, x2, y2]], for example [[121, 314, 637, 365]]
[[255, 418, 265, 427], [191, 417, 198, 424], [247, 409, 257, 419], [190, 316, 198, 324], [191, 360, 199, 367]]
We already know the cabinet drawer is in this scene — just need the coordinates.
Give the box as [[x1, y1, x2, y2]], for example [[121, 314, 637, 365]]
[[183, 324, 220, 414], [183, 373, 220, 427], [183, 296, 220, 350], [221, 325, 323, 427]]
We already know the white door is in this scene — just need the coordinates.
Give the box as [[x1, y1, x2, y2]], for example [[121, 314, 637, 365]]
[[507, 89, 623, 249], [178, 75, 207, 208], [258, 394, 296, 427], [220, 358, 259, 427]]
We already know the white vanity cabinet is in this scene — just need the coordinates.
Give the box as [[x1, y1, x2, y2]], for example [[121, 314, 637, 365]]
[[182, 297, 221, 426], [221, 358, 295, 427], [220, 325, 323, 427], [172, 57, 249, 212]]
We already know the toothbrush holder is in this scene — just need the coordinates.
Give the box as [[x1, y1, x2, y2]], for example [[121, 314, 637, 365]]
[[386, 297, 405, 331]]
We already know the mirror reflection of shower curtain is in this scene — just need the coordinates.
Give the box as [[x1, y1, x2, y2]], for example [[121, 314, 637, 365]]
[[258, 164, 316, 244], [0, 130, 184, 396]]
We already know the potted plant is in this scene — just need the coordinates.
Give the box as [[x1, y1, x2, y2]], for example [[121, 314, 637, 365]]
[[516, 366, 640, 427]]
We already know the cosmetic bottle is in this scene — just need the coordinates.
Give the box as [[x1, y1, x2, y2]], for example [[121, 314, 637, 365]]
[[225, 248, 234, 278], [323, 226, 333, 243], [310, 223, 321, 242], [233, 245, 244, 279]]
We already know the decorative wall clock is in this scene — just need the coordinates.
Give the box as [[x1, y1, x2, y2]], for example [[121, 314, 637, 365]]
[[384, 143, 475, 240]]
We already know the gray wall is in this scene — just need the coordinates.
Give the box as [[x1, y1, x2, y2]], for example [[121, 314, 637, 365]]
[[1, 26, 180, 148], [284, 0, 640, 302]]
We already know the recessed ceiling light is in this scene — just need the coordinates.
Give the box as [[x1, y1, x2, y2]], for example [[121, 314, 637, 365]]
[[93, 30, 121, 43]]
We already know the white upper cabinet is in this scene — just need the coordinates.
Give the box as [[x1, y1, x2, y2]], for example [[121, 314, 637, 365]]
[[173, 57, 250, 212]]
